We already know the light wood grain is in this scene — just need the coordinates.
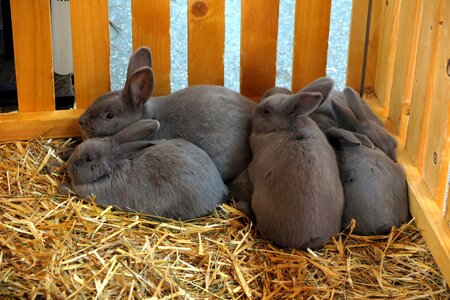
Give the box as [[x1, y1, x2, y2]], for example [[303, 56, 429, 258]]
[[132, 0, 171, 96], [240, 0, 279, 98], [70, 0, 110, 109], [389, 1, 422, 137], [363, 0, 382, 90], [346, 0, 369, 91], [373, 0, 401, 110], [0, 110, 82, 141], [188, 0, 225, 86], [422, 0, 449, 207], [405, 0, 442, 167], [292, 0, 331, 92], [10, 0, 55, 112]]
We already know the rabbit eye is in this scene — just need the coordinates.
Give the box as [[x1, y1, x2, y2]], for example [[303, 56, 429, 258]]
[[85, 155, 94, 162], [105, 112, 114, 120], [263, 106, 270, 115]]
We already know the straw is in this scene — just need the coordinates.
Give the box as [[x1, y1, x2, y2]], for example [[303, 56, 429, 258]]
[[0, 138, 449, 299]]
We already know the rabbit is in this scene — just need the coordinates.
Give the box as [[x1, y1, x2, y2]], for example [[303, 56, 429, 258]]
[[313, 87, 398, 161], [78, 46, 256, 183], [65, 119, 229, 220], [325, 126, 410, 235], [248, 77, 344, 249]]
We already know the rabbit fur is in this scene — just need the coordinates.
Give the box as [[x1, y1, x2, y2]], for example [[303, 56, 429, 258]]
[[78, 47, 256, 182], [66, 120, 229, 220], [248, 77, 344, 249], [326, 126, 410, 235]]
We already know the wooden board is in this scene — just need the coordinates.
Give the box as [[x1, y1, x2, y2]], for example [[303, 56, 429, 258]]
[[291, 0, 331, 92], [70, 0, 110, 109], [132, 0, 171, 96], [422, 0, 449, 207], [346, 0, 369, 91], [373, 0, 401, 110], [389, 1, 422, 137], [405, 0, 441, 166], [363, 0, 382, 90], [240, 0, 279, 98], [10, 0, 55, 112], [188, 0, 225, 86], [0, 111, 82, 142]]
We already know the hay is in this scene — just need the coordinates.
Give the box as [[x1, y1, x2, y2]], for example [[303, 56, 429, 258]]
[[0, 138, 448, 299]]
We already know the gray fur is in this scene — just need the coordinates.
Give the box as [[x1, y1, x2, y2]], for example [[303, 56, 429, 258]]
[[79, 46, 256, 182], [249, 77, 344, 249], [326, 127, 410, 235], [261, 86, 292, 99], [66, 120, 229, 220]]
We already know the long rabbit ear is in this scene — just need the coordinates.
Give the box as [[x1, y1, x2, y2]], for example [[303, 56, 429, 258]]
[[331, 99, 360, 130], [126, 46, 153, 80], [352, 132, 375, 149], [344, 87, 368, 121], [326, 127, 361, 148], [300, 77, 334, 106], [113, 119, 160, 144], [124, 66, 155, 110], [116, 141, 157, 160], [283, 92, 323, 117]]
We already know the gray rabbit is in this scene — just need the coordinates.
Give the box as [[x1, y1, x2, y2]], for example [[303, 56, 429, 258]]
[[65, 120, 229, 220], [312, 87, 398, 161], [248, 77, 344, 249], [326, 125, 410, 235], [78, 47, 256, 182]]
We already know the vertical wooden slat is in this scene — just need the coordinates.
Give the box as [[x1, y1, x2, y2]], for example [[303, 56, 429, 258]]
[[291, 0, 331, 92], [406, 0, 443, 167], [422, 0, 449, 206], [188, 0, 225, 86], [132, 0, 171, 96], [373, 0, 401, 111], [363, 0, 382, 90], [240, 0, 279, 99], [10, 0, 55, 112], [388, 1, 422, 136], [71, 0, 110, 109], [346, 0, 369, 91]]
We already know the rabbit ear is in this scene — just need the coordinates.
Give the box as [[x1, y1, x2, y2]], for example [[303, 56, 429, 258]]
[[126, 46, 153, 80], [331, 99, 360, 130], [124, 66, 155, 110], [113, 119, 160, 144], [300, 77, 334, 106], [283, 92, 323, 117], [352, 132, 375, 149], [116, 141, 156, 160], [326, 127, 361, 148], [344, 87, 368, 121]]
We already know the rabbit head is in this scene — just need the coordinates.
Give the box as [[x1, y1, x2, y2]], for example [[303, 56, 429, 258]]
[[261, 86, 292, 100], [331, 88, 398, 160], [79, 47, 155, 139], [252, 77, 334, 134], [68, 120, 160, 185]]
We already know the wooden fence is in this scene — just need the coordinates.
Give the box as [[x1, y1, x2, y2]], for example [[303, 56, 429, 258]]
[[0, 0, 449, 283]]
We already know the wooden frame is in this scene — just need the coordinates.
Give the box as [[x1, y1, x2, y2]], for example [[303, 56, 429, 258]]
[[0, 0, 449, 284]]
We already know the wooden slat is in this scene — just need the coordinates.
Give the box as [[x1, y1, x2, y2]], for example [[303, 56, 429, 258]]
[[397, 1, 423, 144], [422, 0, 449, 207], [132, 0, 171, 96], [346, 0, 369, 91], [389, 1, 422, 136], [188, 0, 225, 86], [240, 0, 279, 98], [10, 0, 55, 112], [373, 0, 401, 110], [291, 0, 331, 92], [0, 111, 82, 142], [70, 0, 110, 109], [363, 0, 382, 90], [405, 0, 443, 167]]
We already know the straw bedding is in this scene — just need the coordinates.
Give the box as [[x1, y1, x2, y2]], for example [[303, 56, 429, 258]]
[[0, 138, 448, 299]]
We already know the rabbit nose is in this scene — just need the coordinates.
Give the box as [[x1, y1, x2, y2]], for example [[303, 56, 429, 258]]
[[79, 116, 86, 126]]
